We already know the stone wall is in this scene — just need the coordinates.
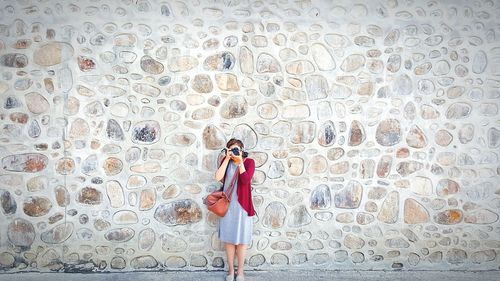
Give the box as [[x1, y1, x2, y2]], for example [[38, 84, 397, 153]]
[[1, 0, 499, 273]]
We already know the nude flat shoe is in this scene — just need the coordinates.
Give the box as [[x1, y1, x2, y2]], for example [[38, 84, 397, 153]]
[[235, 274, 244, 281], [225, 273, 234, 281]]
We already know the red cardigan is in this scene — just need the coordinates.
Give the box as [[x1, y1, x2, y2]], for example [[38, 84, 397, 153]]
[[220, 158, 256, 217]]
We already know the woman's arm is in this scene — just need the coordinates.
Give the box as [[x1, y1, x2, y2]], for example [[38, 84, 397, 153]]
[[238, 158, 255, 183], [215, 154, 231, 181]]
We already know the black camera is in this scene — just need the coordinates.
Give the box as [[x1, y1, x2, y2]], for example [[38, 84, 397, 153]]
[[221, 147, 247, 157]]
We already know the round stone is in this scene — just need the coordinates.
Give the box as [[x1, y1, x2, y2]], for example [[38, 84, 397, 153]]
[[165, 256, 187, 268], [202, 124, 226, 150], [40, 222, 74, 244], [23, 196, 52, 217], [77, 186, 102, 205], [404, 199, 429, 224], [7, 218, 35, 247], [446, 102, 472, 119], [256, 53, 281, 73], [1, 53, 28, 68], [105, 228, 135, 242], [138, 228, 156, 251], [0, 190, 17, 215], [262, 201, 287, 229], [131, 255, 158, 269], [140, 55, 164, 74], [249, 254, 266, 267], [191, 74, 213, 93], [335, 180, 363, 209], [25, 92, 49, 114], [168, 56, 198, 72], [220, 95, 248, 118], [215, 73, 240, 91], [376, 119, 401, 146], [340, 54, 365, 72], [0, 252, 15, 268], [131, 120, 160, 144], [154, 199, 202, 226], [203, 52, 235, 71], [33, 42, 74, 66], [311, 43, 335, 70]]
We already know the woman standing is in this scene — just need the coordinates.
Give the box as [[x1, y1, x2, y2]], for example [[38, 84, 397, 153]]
[[215, 138, 256, 281]]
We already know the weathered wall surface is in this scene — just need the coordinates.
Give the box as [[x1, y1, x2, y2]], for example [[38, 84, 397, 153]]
[[0, 0, 499, 273]]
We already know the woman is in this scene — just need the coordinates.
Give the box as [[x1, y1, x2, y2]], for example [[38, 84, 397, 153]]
[[215, 138, 256, 281]]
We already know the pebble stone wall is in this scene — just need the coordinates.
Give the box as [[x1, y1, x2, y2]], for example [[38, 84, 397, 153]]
[[1, 0, 500, 273]]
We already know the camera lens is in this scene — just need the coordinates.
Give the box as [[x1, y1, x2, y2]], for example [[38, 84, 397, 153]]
[[231, 148, 240, 156]]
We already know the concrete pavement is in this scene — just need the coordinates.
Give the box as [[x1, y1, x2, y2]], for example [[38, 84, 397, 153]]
[[0, 270, 498, 281]]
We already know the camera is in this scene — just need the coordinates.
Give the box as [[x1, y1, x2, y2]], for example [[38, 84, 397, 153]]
[[221, 147, 247, 157], [230, 147, 240, 156], [222, 147, 240, 156]]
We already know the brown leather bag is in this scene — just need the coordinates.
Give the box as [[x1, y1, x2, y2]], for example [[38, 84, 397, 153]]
[[206, 167, 239, 217]]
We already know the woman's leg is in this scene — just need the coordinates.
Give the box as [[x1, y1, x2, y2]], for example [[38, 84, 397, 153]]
[[235, 244, 247, 276], [225, 243, 236, 275]]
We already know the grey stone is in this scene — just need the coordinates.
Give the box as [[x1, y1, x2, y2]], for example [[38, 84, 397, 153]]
[[472, 50, 487, 74], [154, 199, 202, 226], [0, 53, 28, 68], [249, 254, 265, 267], [288, 205, 311, 227], [386, 54, 401, 72], [305, 75, 328, 100], [40, 222, 73, 244], [446, 249, 467, 265], [311, 43, 335, 70], [23, 196, 52, 217], [310, 184, 331, 210], [204, 52, 235, 71], [378, 191, 399, 224], [487, 127, 500, 148], [334, 180, 363, 209], [446, 102, 472, 119], [131, 255, 158, 269], [131, 121, 160, 144], [105, 228, 135, 242], [385, 238, 410, 248], [0, 190, 16, 215], [344, 234, 365, 249], [262, 201, 287, 229], [7, 218, 35, 247], [348, 120, 365, 146], [340, 54, 365, 72], [376, 119, 401, 146], [165, 256, 186, 268], [160, 233, 188, 253], [256, 53, 281, 73], [220, 96, 248, 118]]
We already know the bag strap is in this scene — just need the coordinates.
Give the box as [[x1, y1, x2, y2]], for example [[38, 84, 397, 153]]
[[224, 165, 239, 201], [224, 158, 245, 200]]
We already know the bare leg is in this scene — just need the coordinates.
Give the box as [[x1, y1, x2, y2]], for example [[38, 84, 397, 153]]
[[235, 244, 247, 276], [225, 243, 236, 276]]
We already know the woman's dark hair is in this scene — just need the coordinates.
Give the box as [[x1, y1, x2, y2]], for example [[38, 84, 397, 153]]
[[226, 138, 244, 149], [225, 138, 248, 158]]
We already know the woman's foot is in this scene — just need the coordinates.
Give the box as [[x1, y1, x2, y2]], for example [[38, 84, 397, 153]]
[[225, 272, 234, 281], [235, 270, 244, 281]]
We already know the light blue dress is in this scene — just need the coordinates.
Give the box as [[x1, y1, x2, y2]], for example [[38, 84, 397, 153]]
[[218, 161, 253, 245]]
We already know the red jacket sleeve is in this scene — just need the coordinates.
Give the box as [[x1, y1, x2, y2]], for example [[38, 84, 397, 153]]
[[239, 158, 255, 183]]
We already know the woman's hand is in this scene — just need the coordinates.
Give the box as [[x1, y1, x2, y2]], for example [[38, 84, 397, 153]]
[[231, 154, 243, 165], [225, 149, 232, 160]]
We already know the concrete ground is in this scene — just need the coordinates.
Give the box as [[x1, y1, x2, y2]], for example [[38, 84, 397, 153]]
[[0, 270, 498, 281]]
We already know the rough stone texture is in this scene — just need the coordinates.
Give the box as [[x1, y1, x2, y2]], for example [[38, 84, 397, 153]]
[[0, 0, 498, 273], [154, 200, 202, 226]]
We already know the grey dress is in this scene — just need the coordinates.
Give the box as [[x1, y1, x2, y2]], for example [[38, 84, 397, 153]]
[[218, 161, 253, 245]]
